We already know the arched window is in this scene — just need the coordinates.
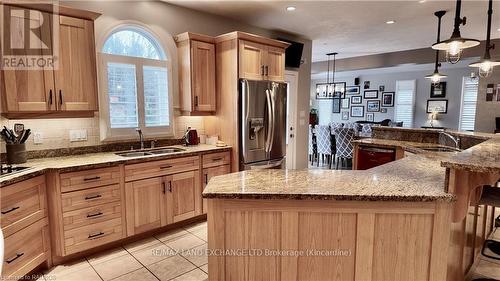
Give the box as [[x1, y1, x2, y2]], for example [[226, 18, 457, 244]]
[[100, 26, 172, 139]]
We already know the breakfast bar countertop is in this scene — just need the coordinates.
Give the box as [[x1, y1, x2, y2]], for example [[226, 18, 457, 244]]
[[203, 153, 455, 202], [0, 144, 231, 186]]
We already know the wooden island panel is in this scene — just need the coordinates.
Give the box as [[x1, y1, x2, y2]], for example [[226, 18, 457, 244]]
[[208, 199, 451, 281]]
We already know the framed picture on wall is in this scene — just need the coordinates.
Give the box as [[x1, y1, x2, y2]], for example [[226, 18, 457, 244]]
[[346, 86, 360, 95], [430, 82, 447, 98], [332, 98, 341, 113], [341, 98, 349, 109], [364, 90, 378, 99], [367, 100, 380, 112], [426, 99, 448, 113], [351, 96, 362, 104], [341, 111, 349, 120], [382, 92, 394, 107], [350, 106, 364, 117], [366, 113, 374, 122]]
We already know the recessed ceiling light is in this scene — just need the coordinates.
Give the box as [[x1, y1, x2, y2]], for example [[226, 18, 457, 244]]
[[419, 0, 426, 3], [386, 20, 395, 24], [498, 28, 500, 31], [286, 6, 296, 11]]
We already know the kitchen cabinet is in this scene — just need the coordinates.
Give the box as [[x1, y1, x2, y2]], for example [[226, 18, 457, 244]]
[[202, 165, 230, 214], [166, 170, 201, 223], [201, 151, 231, 213], [175, 33, 216, 115], [239, 39, 286, 82], [125, 177, 167, 236], [0, 5, 100, 118], [355, 146, 396, 170]]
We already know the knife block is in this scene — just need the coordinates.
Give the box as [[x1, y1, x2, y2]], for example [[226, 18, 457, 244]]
[[6, 143, 27, 164]]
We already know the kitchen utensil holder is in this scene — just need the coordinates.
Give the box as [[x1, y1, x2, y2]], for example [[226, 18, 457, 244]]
[[6, 143, 27, 164]]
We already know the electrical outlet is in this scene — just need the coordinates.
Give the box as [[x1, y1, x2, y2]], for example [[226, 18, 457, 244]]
[[33, 132, 43, 144], [70, 129, 87, 142]]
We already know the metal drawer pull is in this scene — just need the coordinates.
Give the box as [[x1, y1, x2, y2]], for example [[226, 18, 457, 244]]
[[205, 174, 208, 184], [88, 232, 105, 239], [83, 176, 101, 181], [160, 165, 173, 169], [168, 181, 172, 193], [211, 157, 223, 161], [162, 182, 166, 194], [1, 206, 20, 214], [6, 253, 24, 264], [84, 194, 102, 200], [87, 211, 103, 218]]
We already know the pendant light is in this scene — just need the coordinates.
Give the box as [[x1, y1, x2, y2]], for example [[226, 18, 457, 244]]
[[426, 11, 447, 85], [432, 0, 480, 64], [316, 52, 338, 98], [469, 0, 500, 77]]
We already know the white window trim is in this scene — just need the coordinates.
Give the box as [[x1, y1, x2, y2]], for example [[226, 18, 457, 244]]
[[97, 23, 175, 142]]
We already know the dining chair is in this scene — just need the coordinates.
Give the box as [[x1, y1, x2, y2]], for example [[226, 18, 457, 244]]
[[360, 124, 373, 137], [315, 125, 333, 168], [308, 125, 316, 165], [333, 128, 355, 169], [478, 185, 500, 261]]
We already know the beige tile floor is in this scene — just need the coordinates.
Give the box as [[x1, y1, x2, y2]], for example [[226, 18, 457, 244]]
[[40, 221, 208, 281]]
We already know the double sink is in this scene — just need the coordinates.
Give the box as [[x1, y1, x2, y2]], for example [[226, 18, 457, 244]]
[[115, 147, 186, 157]]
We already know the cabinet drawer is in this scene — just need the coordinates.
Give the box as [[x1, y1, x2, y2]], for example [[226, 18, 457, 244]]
[[202, 151, 230, 168], [1, 176, 47, 237], [61, 184, 121, 212], [64, 217, 123, 255], [125, 156, 199, 182], [60, 166, 121, 193], [63, 201, 122, 231], [3, 218, 49, 279]]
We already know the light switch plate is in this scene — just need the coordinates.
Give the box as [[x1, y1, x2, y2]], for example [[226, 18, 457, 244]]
[[69, 129, 87, 142], [33, 132, 43, 144]]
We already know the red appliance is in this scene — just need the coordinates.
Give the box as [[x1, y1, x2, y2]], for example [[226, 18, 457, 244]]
[[184, 127, 199, 146], [357, 146, 395, 170]]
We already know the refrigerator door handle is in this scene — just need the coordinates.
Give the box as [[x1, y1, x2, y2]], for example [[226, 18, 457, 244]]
[[265, 89, 273, 153], [269, 83, 277, 152], [242, 80, 250, 161]]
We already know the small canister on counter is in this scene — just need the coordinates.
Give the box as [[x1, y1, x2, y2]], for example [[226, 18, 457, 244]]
[[6, 143, 27, 164]]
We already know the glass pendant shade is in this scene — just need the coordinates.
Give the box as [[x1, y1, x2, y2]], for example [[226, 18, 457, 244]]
[[433, 38, 479, 64], [470, 59, 500, 77], [425, 71, 447, 85]]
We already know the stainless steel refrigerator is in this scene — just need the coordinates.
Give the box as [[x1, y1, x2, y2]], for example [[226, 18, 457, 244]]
[[240, 79, 287, 170]]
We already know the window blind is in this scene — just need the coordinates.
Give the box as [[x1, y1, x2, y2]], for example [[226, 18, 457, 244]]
[[459, 77, 479, 131], [107, 63, 139, 129], [394, 80, 416, 128]]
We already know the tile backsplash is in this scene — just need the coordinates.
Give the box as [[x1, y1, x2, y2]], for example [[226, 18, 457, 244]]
[[0, 114, 213, 154]]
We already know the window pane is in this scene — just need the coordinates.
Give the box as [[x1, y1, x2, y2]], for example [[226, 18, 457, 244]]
[[107, 63, 139, 128], [395, 80, 416, 128], [103, 29, 164, 60], [143, 66, 169, 127], [459, 77, 479, 131]]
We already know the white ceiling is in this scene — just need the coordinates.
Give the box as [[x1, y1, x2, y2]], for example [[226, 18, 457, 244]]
[[167, 0, 500, 62]]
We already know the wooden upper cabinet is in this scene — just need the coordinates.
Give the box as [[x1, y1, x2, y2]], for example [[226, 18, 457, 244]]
[[238, 39, 286, 82], [0, 5, 100, 118], [239, 40, 266, 80], [175, 33, 216, 115], [55, 16, 98, 111], [1, 7, 55, 113]]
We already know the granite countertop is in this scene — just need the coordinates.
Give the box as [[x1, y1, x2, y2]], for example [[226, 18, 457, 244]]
[[203, 153, 455, 202], [1, 144, 231, 186], [440, 137, 500, 173]]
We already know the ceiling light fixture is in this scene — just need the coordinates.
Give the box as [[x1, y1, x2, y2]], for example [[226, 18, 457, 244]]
[[419, 0, 426, 3], [469, 0, 500, 77], [315, 52, 339, 98], [386, 20, 395, 24], [432, 0, 480, 64], [426, 11, 447, 85], [286, 6, 296, 11]]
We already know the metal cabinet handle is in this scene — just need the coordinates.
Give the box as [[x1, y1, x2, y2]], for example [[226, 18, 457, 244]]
[[87, 211, 103, 218], [162, 182, 166, 194], [168, 181, 172, 193], [49, 90, 53, 105], [88, 232, 105, 239], [194, 96, 199, 107], [5, 253, 24, 264], [160, 165, 172, 169], [205, 174, 208, 184], [83, 176, 101, 181], [84, 194, 102, 200], [261, 65, 265, 75], [1, 206, 20, 214], [211, 157, 223, 161], [265, 65, 269, 76], [59, 90, 63, 106]]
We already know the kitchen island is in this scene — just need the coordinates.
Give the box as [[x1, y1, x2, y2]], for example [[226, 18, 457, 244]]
[[203, 129, 499, 281]]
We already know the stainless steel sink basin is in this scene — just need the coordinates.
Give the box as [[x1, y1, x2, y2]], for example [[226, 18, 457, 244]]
[[149, 147, 185, 154], [116, 151, 153, 157], [115, 147, 185, 157], [418, 146, 461, 152]]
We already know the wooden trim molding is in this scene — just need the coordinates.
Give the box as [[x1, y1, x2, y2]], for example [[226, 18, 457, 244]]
[[215, 31, 290, 48]]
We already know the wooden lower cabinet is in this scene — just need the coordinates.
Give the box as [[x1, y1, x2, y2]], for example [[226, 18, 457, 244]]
[[166, 170, 201, 223], [125, 177, 168, 236], [202, 165, 230, 214]]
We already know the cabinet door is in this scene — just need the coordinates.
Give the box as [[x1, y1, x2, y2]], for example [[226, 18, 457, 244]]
[[1, 6, 55, 112], [166, 170, 201, 223], [265, 46, 286, 82], [55, 16, 97, 111], [239, 40, 265, 80], [125, 177, 166, 236], [202, 165, 230, 214], [191, 40, 216, 112]]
